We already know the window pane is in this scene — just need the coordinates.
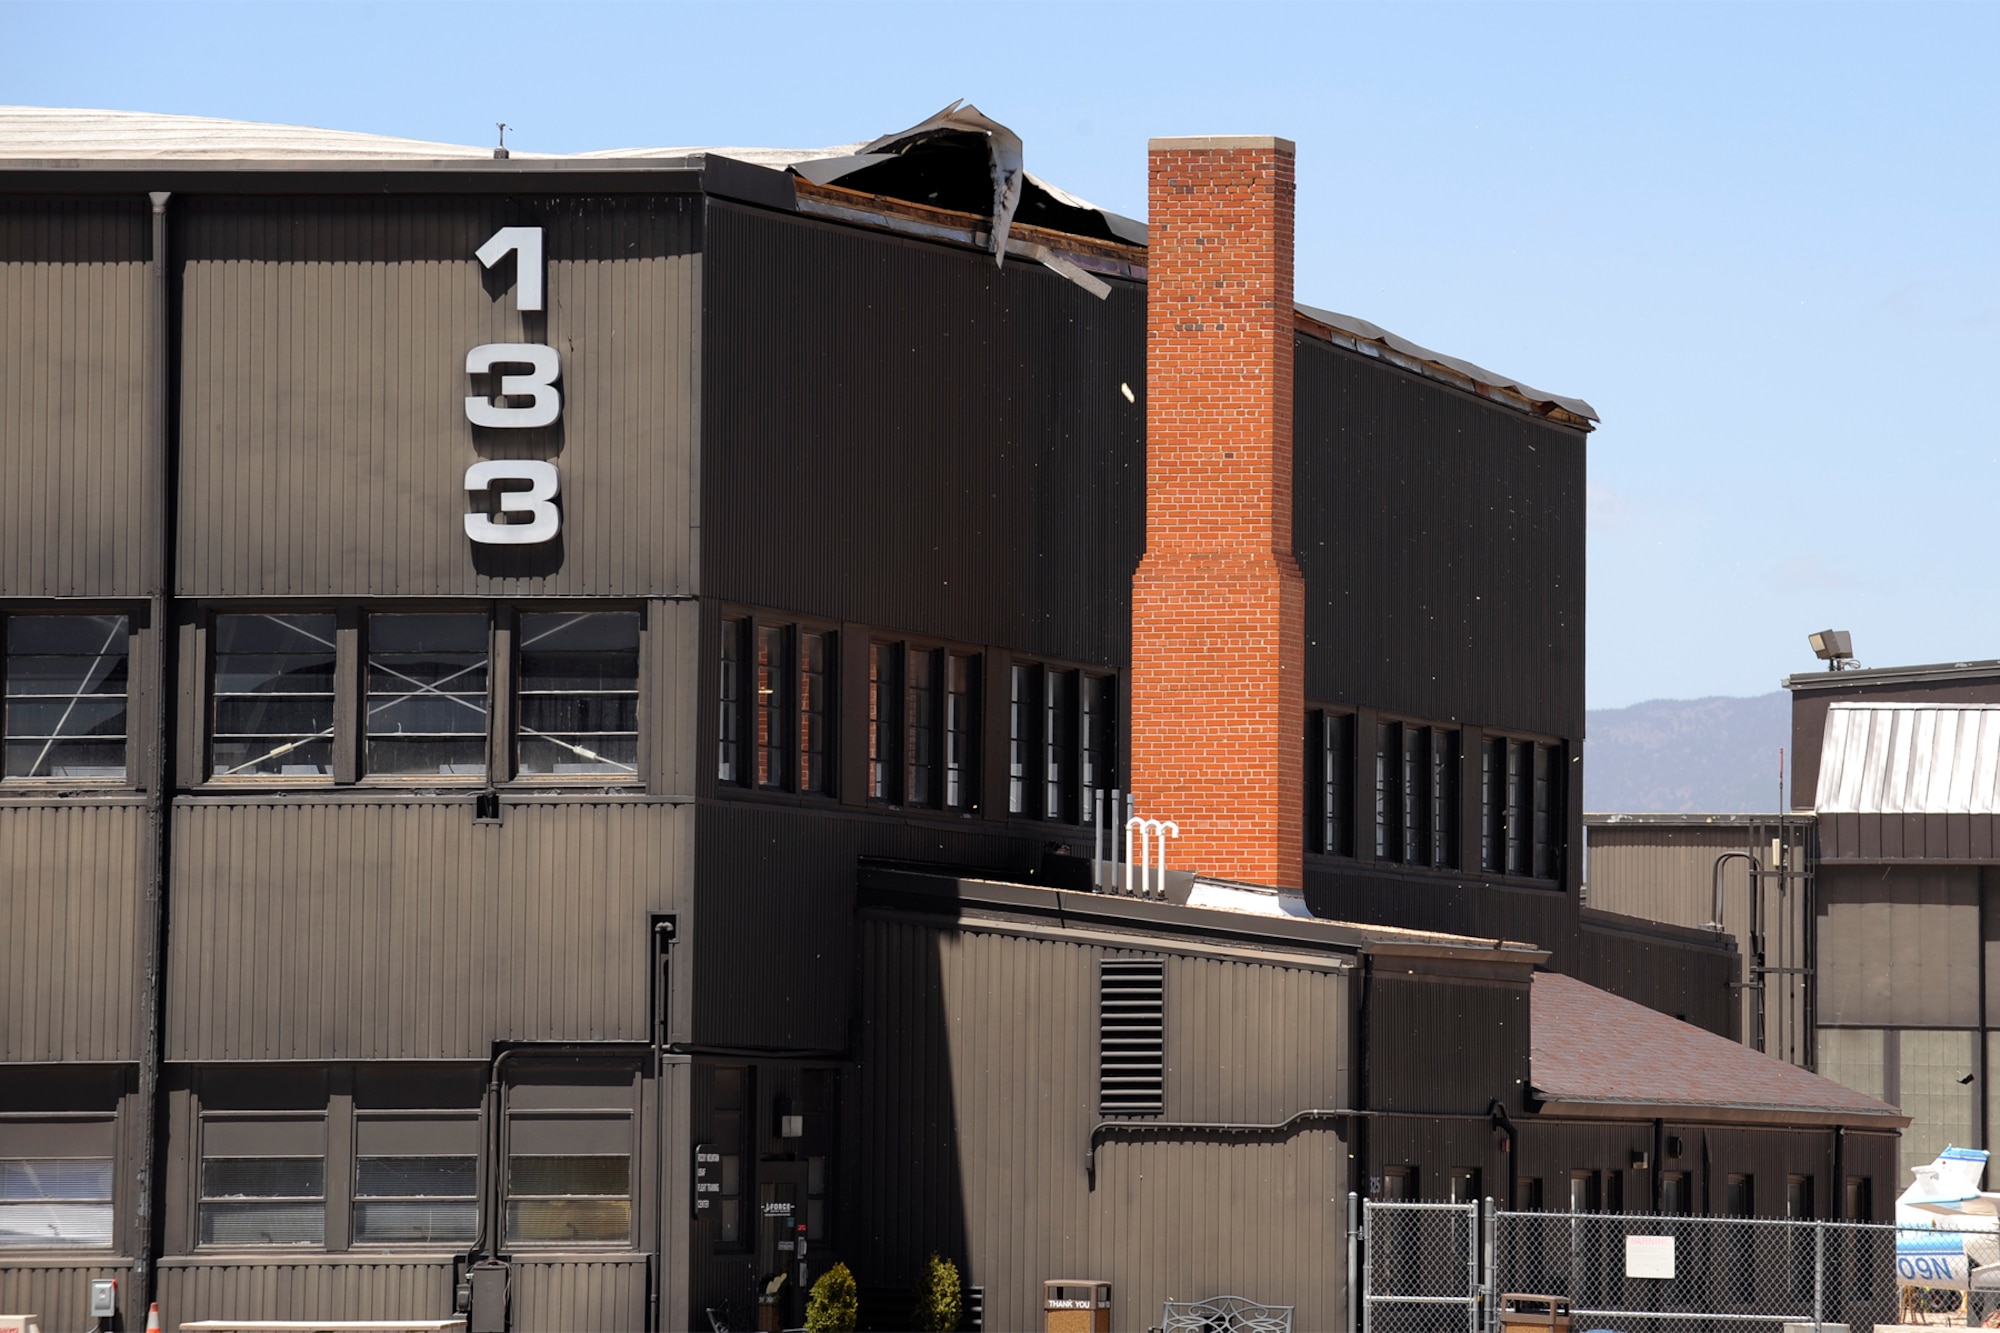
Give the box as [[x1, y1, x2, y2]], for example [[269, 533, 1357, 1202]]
[[202, 1158, 325, 1198], [719, 619, 742, 783], [200, 1201, 325, 1246], [1081, 675, 1116, 807], [4, 614, 129, 780], [868, 643, 900, 802], [366, 613, 488, 778], [945, 653, 976, 810], [799, 631, 828, 795], [1402, 725, 1429, 865], [1433, 729, 1459, 869], [0, 1159, 112, 1201], [718, 1197, 741, 1245], [0, 1201, 113, 1248], [355, 1156, 476, 1198], [211, 613, 337, 779], [907, 649, 936, 807], [510, 1155, 629, 1196], [1045, 670, 1073, 822], [506, 1198, 631, 1244], [517, 612, 639, 779], [1008, 663, 1031, 816], [754, 625, 787, 790], [354, 1199, 476, 1244], [1375, 723, 1398, 862]]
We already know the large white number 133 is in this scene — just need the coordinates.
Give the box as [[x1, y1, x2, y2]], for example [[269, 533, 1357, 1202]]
[[464, 226, 562, 545]]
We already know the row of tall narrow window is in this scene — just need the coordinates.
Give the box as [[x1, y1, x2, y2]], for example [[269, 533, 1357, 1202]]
[[0, 608, 642, 785], [718, 616, 1116, 821], [1309, 709, 1563, 881]]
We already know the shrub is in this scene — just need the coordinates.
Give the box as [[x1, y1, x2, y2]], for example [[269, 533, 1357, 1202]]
[[910, 1253, 962, 1333], [805, 1261, 858, 1333]]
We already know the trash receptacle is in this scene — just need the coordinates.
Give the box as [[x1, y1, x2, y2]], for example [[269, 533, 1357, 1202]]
[[1044, 1279, 1111, 1333], [1499, 1294, 1572, 1333]]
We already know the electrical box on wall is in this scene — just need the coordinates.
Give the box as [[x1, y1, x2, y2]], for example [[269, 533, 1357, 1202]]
[[468, 1262, 510, 1333], [89, 1280, 117, 1318]]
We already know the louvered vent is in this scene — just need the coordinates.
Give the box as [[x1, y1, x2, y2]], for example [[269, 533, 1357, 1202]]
[[1099, 958, 1165, 1115]]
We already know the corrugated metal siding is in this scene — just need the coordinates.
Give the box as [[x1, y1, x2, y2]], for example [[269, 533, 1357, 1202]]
[[512, 1255, 650, 1333], [1368, 975, 1527, 1115], [1304, 863, 1573, 966], [1294, 335, 1585, 740], [1818, 702, 2000, 813], [700, 202, 1146, 663], [0, 800, 146, 1062], [692, 800, 1035, 1051], [1572, 914, 1741, 1040], [0, 1259, 132, 1333], [174, 195, 698, 598], [0, 196, 157, 598], [1586, 825, 1753, 931], [167, 798, 691, 1060], [1818, 863, 1980, 1027], [850, 913, 1351, 1333], [157, 1257, 452, 1329]]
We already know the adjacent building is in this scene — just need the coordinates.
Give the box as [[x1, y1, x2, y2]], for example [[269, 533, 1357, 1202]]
[[0, 105, 1899, 1333]]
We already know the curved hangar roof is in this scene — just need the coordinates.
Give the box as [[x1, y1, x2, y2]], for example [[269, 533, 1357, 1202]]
[[0, 101, 1596, 425]]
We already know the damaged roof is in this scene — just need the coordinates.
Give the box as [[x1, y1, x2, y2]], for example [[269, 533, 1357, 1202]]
[[0, 101, 1593, 426], [1531, 971, 1905, 1127]]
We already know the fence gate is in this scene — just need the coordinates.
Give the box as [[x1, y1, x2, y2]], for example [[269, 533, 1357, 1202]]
[[1360, 1200, 1482, 1333]]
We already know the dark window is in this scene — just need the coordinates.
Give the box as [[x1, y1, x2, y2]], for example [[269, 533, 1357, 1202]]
[[1448, 1168, 1481, 1205], [516, 611, 640, 779], [1082, 674, 1117, 815], [1432, 728, 1459, 869], [867, 643, 900, 802], [1516, 1176, 1543, 1211], [1368, 719, 1457, 868], [1604, 1169, 1623, 1214], [505, 1070, 636, 1248], [1844, 1175, 1872, 1221], [799, 631, 829, 795], [1483, 735, 1561, 882], [1569, 1170, 1599, 1213], [1045, 669, 1075, 822], [199, 1116, 327, 1247], [1401, 724, 1430, 864], [1726, 1173, 1753, 1216], [718, 619, 742, 783], [1099, 958, 1164, 1115], [945, 652, 977, 811], [806, 1153, 829, 1242], [1375, 722, 1398, 860], [351, 1115, 479, 1245], [754, 624, 788, 791], [364, 613, 489, 779], [907, 648, 938, 807], [712, 1066, 750, 1251], [2, 612, 130, 782], [1310, 710, 1354, 857], [1381, 1166, 1415, 1201], [211, 613, 337, 780], [1660, 1171, 1689, 1215], [1009, 663, 1039, 816]]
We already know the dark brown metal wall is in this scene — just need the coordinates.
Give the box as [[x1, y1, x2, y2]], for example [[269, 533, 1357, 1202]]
[[1294, 335, 1586, 740], [849, 912, 1352, 1333], [1819, 811, 2000, 862], [691, 800, 1037, 1051], [0, 196, 158, 598], [1572, 912, 1742, 1039], [166, 797, 690, 1061], [173, 194, 699, 598], [0, 799, 148, 1062], [156, 1258, 454, 1330], [1307, 864, 1573, 964], [1367, 970, 1529, 1116], [0, 1258, 133, 1333], [699, 202, 1147, 664]]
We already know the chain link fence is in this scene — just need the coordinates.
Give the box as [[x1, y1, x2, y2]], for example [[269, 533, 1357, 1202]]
[[1358, 1200, 1979, 1333]]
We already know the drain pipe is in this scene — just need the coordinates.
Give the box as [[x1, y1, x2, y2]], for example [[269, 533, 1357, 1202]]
[[134, 188, 173, 1316]]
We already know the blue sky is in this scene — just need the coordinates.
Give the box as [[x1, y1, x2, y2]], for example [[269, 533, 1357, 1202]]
[[5, 1, 1995, 709]]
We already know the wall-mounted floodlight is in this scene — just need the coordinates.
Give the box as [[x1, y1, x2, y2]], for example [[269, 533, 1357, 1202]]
[[1808, 629, 1855, 671]]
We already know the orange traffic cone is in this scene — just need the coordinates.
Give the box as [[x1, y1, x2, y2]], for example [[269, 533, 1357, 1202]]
[[145, 1302, 161, 1333]]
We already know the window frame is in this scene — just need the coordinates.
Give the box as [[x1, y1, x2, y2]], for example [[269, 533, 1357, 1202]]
[[196, 602, 646, 792], [1003, 658, 1110, 827], [1479, 731, 1566, 885], [0, 606, 139, 788], [716, 609, 839, 802], [0, 1113, 120, 1255], [501, 1067, 642, 1253]]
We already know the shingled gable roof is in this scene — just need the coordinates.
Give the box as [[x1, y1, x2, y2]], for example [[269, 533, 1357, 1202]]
[[1530, 971, 1907, 1128]]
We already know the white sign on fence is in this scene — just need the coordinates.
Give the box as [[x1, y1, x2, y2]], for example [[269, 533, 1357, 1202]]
[[1625, 1234, 1676, 1279]]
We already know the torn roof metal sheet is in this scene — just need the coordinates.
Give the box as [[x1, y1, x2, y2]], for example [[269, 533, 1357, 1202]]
[[1531, 970, 1905, 1125], [1297, 303, 1600, 424], [0, 103, 1592, 425], [1815, 702, 2000, 814]]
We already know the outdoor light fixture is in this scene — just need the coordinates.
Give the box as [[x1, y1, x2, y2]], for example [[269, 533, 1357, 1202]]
[[1808, 629, 1855, 671]]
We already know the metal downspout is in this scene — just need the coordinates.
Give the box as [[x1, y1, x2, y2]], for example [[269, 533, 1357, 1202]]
[[134, 188, 173, 1315]]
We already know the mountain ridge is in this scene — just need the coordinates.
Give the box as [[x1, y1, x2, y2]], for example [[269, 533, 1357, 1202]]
[[1584, 690, 1790, 813]]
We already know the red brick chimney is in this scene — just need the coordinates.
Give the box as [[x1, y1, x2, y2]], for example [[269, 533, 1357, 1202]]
[[1129, 135, 1305, 889]]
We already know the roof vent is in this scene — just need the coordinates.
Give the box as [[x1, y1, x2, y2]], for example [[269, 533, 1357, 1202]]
[[1099, 958, 1165, 1115]]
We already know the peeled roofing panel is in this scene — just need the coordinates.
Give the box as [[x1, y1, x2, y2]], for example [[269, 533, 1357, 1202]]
[[1296, 302, 1600, 422]]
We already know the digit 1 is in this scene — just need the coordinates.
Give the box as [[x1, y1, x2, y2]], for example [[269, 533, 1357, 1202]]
[[476, 226, 544, 312]]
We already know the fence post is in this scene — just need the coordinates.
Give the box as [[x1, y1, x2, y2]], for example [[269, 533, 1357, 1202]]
[[1467, 1202, 1480, 1333], [1348, 1192, 1359, 1333], [1814, 1218, 1825, 1331], [1483, 1197, 1496, 1333]]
